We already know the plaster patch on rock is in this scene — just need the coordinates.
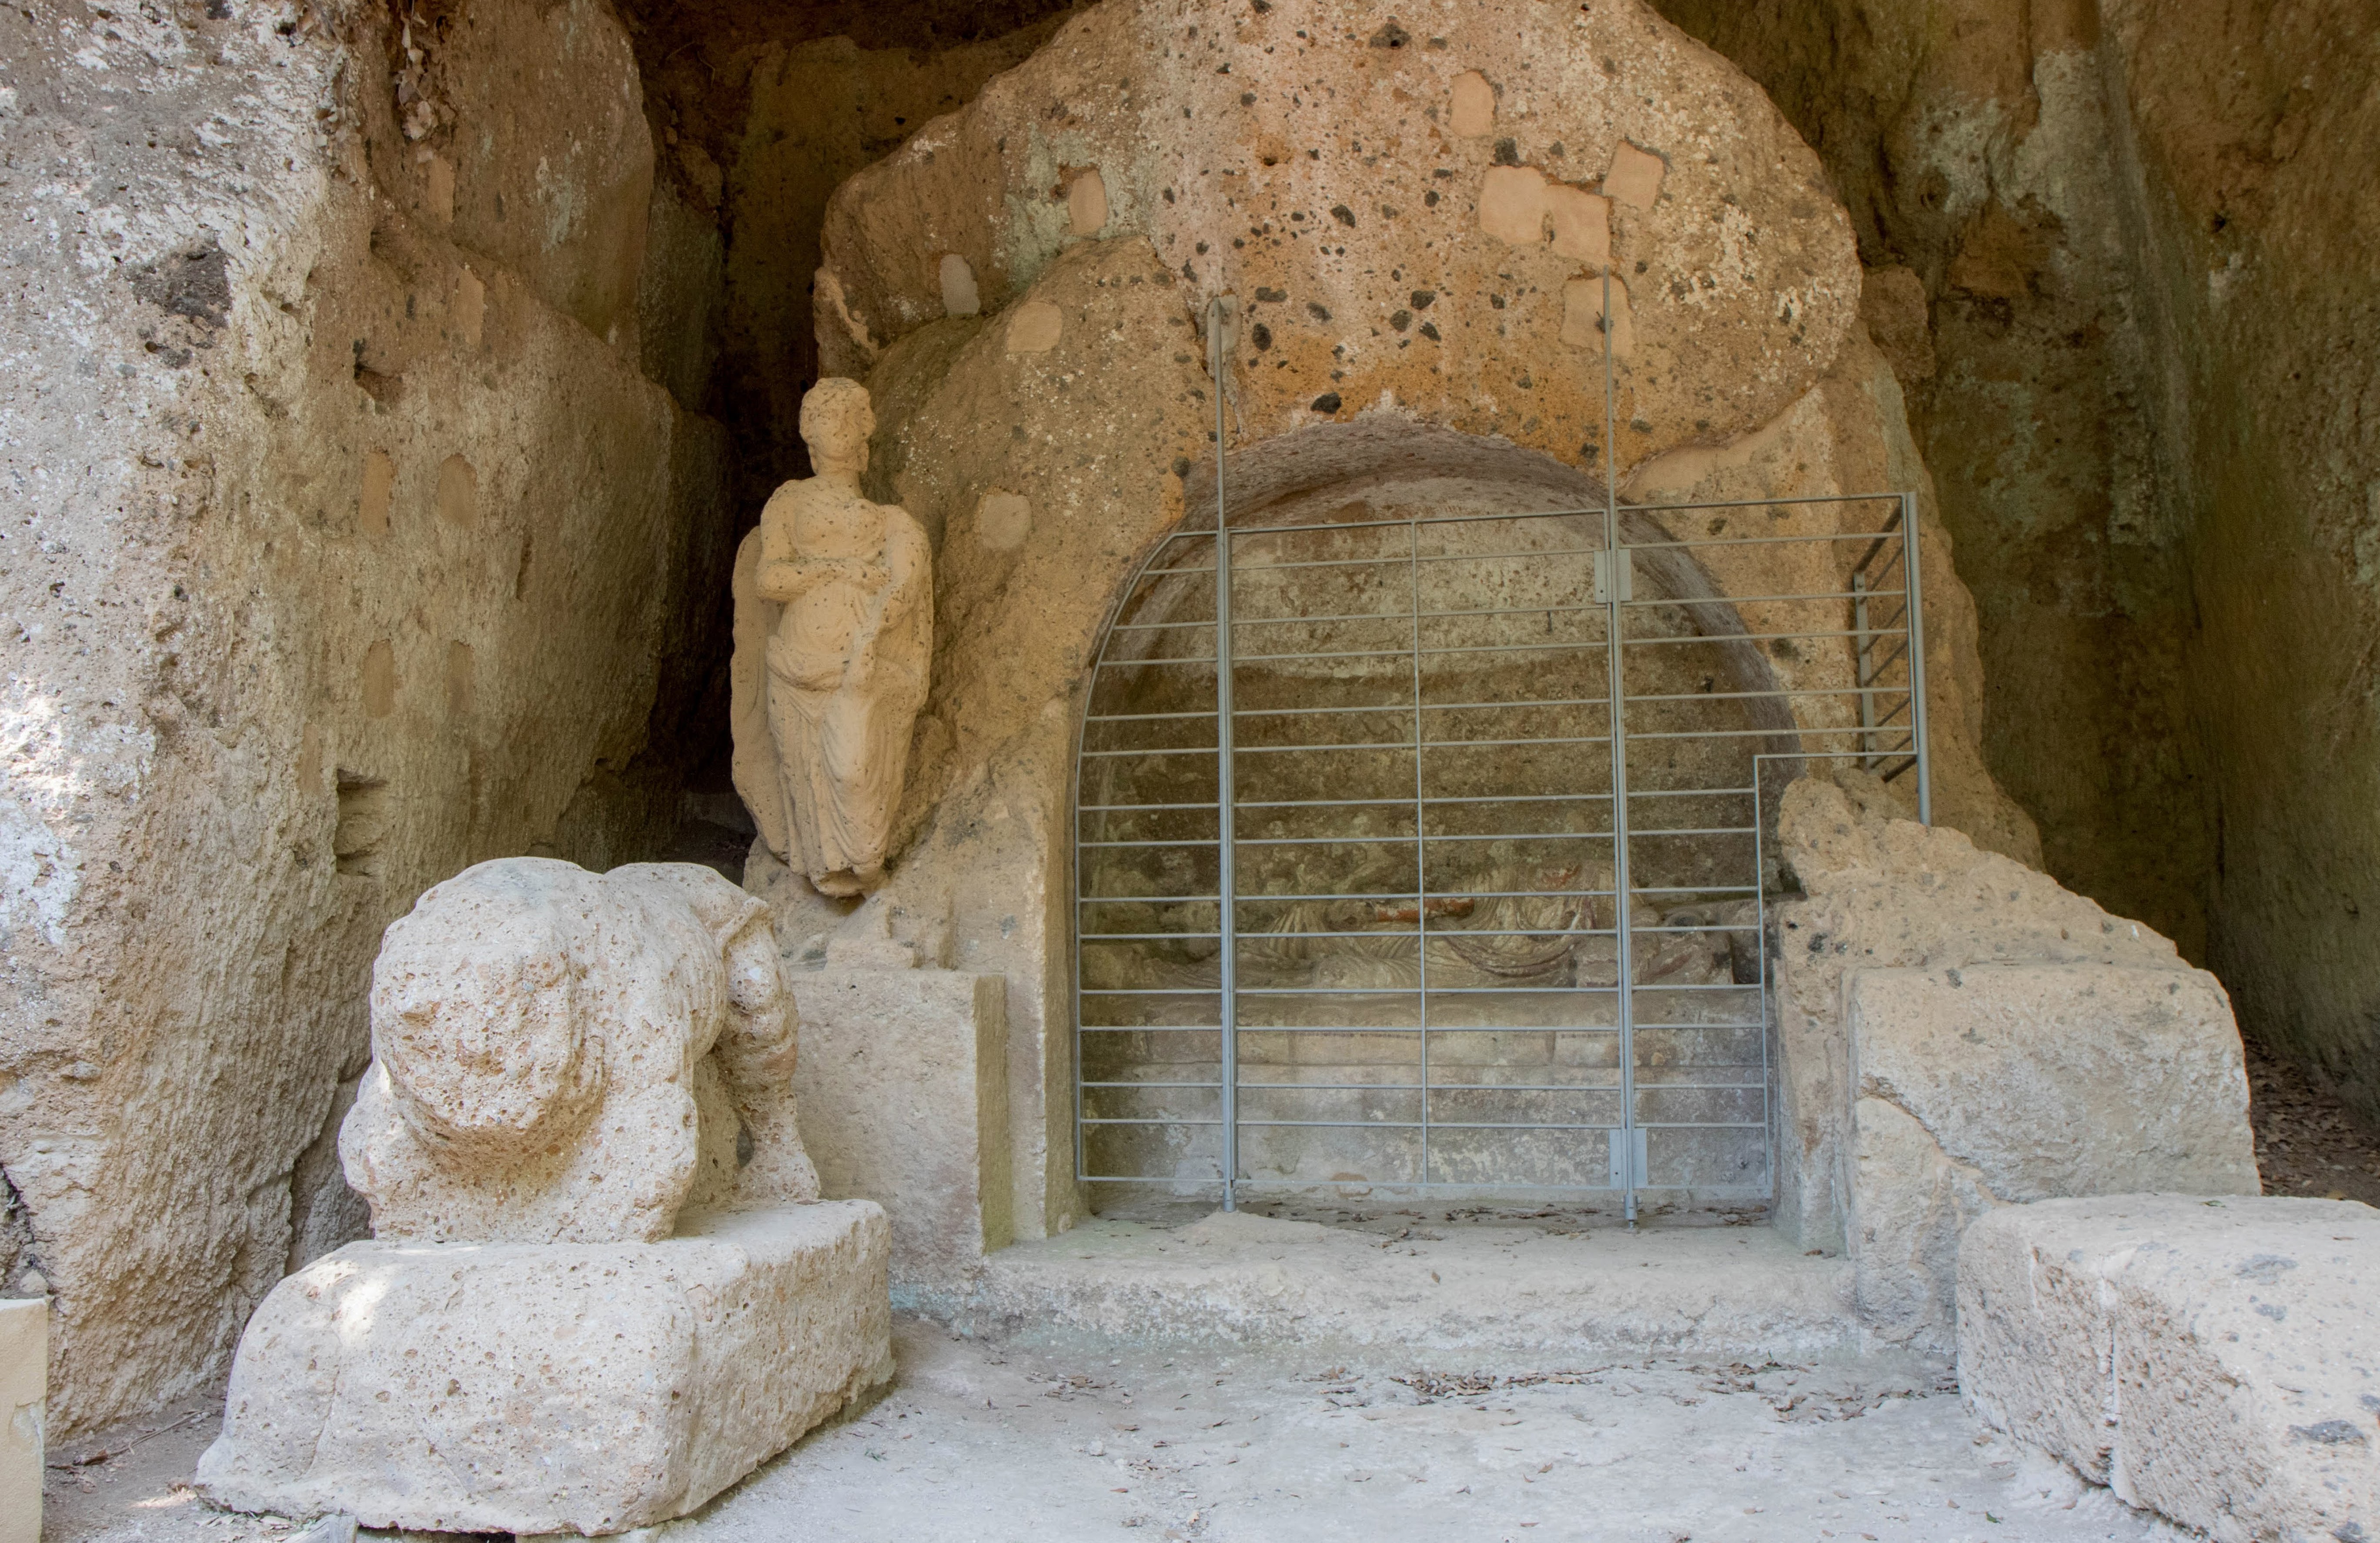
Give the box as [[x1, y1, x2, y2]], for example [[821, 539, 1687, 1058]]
[[939, 254, 981, 317], [1448, 70, 1495, 137], [1006, 301, 1063, 354], [974, 491, 1032, 551], [1604, 141, 1666, 209]]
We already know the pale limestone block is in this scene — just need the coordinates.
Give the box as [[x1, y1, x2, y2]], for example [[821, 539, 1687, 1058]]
[[1959, 1196, 2380, 1543], [342, 857, 817, 1245], [1448, 69, 1494, 137], [1769, 776, 2194, 1257], [1604, 140, 1666, 209], [790, 968, 1014, 1286], [1477, 164, 1547, 245], [1846, 963, 2256, 1349], [196, 1206, 892, 1536], [0, 1297, 43, 1543]]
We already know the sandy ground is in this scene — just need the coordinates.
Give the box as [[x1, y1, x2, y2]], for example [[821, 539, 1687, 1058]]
[[45, 1316, 2184, 1543]]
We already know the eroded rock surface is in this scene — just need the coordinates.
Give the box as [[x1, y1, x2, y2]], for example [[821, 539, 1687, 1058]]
[[819, 0, 1861, 474], [0, 0, 732, 1433], [1770, 775, 2245, 1266], [1847, 964, 2256, 1348]]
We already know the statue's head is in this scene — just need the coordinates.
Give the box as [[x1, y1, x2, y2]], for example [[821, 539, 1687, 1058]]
[[370, 860, 604, 1159], [799, 378, 874, 474]]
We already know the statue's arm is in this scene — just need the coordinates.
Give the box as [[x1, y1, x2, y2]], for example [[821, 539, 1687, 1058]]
[[755, 554, 888, 604], [845, 512, 932, 689]]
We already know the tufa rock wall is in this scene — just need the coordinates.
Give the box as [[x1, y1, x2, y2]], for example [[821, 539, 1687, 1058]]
[[0, 0, 732, 1433], [1650, 0, 2380, 1124]]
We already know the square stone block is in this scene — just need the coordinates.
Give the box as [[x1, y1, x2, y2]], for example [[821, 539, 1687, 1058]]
[[1960, 1196, 2379, 1543], [790, 969, 1013, 1287], [0, 1297, 43, 1543], [196, 1204, 891, 1536], [1845, 962, 2256, 1348]]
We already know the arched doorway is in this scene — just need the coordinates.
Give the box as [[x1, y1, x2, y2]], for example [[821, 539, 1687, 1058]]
[[1073, 422, 1922, 1220]]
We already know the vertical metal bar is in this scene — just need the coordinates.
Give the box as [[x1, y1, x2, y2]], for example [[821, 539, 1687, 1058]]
[[1901, 491, 1932, 825], [1408, 515, 1430, 1187], [1852, 572, 1875, 771], [1601, 265, 1639, 1223], [1208, 298, 1241, 1210]]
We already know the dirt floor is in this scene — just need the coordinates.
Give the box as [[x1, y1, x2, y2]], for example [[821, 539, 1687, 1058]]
[[2245, 1035, 2380, 1207], [38, 1045, 2377, 1543], [47, 1317, 2187, 1543]]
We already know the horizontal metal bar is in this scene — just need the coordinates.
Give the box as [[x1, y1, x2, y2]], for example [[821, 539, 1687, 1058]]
[[1078, 801, 1223, 813], [1232, 888, 1642, 903], [1080, 838, 1222, 848], [1080, 1118, 1227, 1126], [1078, 745, 1218, 758], [1230, 1119, 1765, 1132], [1229, 831, 1608, 847], [1235, 792, 1615, 809], [1103, 621, 1216, 634], [1619, 586, 1876, 608], [1093, 655, 1217, 668], [1618, 726, 1834, 742], [1080, 1081, 1223, 1090], [1079, 933, 1226, 941], [1215, 492, 1897, 541], [1077, 1025, 1225, 1032], [1084, 709, 1222, 723], [1620, 685, 1911, 706], [1079, 895, 1224, 905], [1238, 733, 1615, 755], [1621, 625, 1905, 647], [1228, 925, 1618, 940], [1231, 695, 1615, 719], [1623, 825, 1756, 838], [1076, 1176, 1773, 1196]]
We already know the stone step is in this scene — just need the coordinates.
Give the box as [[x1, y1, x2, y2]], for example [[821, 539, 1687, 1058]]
[[926, 1211, 1861, 1367]]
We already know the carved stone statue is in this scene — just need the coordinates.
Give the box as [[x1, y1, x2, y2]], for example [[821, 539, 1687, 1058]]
[[197, 858, 890, 1536], [732, 379, 931, 897], [340, 857, 821, 1242]]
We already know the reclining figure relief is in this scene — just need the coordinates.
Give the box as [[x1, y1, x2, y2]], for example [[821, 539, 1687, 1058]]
[[342, 856, 821, 1245]]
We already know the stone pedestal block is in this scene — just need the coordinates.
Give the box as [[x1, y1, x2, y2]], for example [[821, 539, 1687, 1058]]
[[1959, 1195, 2380, 1543], [790, 968, 1013, 1286], [195, 1205, 891, 1536], [1845, 962, 2257, 1349], [0, 1297, 43, 1543]]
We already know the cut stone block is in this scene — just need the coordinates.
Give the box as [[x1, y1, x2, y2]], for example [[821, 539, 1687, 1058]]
[[0, 1297, 43, 1543], [790, 968, 1013, 1287], [1959, 1195, 2380, 1543], [195, 1205, 891, 1536], [1845, 962, 2257, 1349]]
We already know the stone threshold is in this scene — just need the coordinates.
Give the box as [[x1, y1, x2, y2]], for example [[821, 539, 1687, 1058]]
[[919, 1210, 1859, 1368]]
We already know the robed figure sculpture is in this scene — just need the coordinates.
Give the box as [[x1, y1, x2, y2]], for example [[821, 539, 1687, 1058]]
[[731, 379, 931, 897]]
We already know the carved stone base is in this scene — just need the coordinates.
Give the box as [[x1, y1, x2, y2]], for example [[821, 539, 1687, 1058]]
[[196, 1205, 891, 1536]]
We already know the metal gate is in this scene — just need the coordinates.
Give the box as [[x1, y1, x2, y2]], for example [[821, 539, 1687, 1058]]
[[1073, 294, 1928, 1218]]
